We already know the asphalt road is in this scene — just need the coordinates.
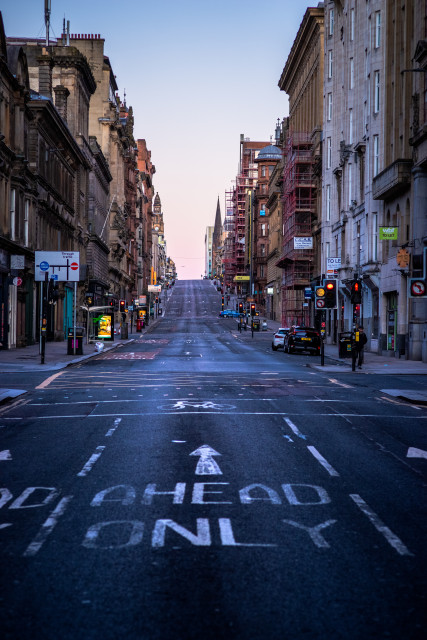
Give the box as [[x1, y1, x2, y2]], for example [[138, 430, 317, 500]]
[[0, 279, 426, 639]]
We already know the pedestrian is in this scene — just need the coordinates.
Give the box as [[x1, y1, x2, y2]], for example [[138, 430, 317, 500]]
[[352, 326, 368, 370]]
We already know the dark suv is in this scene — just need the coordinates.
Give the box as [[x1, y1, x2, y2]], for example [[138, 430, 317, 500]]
[[284, 327, 321, 355]]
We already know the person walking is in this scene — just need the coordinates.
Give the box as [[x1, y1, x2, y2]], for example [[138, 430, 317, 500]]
[[352, 326, 368, 370]]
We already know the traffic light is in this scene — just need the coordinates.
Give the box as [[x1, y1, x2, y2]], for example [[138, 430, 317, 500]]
[[350, 280, 362, 304], [250, 303, 256, 316], [408, 278, 426, 298], [324, 279, 338, 309], [119, 299, 125, 312], [315, 285, 326, 309], [238, 302, 243, 314], [155, 296, 159, 304], [221, 296, 225, 309]]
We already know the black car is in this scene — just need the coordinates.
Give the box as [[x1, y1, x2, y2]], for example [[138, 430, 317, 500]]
[[284, 327, 321, 355]]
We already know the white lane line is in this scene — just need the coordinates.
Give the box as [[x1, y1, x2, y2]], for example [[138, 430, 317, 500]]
[[77, 446, 106, 477], [350, 494, 413, 556], [23, 495, 73, 557], [6, 413, 427, 420], [328, 378, 354, 389], [283, 418, 306, 440], [307, 446, 340, 476], [105, 418, 121, 437]]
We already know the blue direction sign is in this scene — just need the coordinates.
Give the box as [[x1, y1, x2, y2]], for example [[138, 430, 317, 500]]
[[39, 261, 49, 271]]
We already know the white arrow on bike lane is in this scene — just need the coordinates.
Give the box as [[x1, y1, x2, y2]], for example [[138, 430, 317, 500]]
[[190, 445, 223, 475]]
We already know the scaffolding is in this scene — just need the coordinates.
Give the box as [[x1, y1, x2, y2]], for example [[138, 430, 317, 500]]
[[277, 133, 316, 327]]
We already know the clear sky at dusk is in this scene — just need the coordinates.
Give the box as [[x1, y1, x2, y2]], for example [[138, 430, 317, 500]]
[[3, 1, 316, 279]]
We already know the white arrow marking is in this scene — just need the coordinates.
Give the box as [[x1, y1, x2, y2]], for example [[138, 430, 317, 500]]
[[0, 450, 12, 461], [407, 447, 427, 460], [190, 445, 223, 475]]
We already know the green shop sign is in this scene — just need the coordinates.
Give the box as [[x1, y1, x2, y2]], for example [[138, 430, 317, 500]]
[[379, 227, 398, 240]]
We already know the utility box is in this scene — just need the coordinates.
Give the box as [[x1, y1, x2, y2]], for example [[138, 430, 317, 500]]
[[67, 327, 84, 355], [338, 332, 353, 358]]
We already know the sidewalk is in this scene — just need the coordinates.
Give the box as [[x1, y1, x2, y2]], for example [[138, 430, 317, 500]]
[[0, 320, 159, 404]]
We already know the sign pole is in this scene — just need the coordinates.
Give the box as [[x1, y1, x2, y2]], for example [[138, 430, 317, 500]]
[[73, 282, 77, 356]]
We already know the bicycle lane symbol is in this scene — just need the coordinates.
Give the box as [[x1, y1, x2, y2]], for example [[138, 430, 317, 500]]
[[159, 400, 236, 411]]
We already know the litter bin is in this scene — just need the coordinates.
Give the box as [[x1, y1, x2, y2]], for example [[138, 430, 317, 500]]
[[338, 332, 353, 358], [67, 327, 84, 355], [252, 318, 261, 331], [121, 324, 129, 340]]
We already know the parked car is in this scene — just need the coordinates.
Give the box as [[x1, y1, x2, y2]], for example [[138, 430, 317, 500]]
[[272, 327, 290, 350], [219, 309, 241, 318], [284, 327, 321, 355]]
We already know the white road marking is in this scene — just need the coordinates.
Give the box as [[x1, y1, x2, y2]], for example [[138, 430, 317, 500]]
[[190, 445, 222, 475], [283, 418, 306, 440], [350, 494, 413, 556], [77, 446, 106, 477], [105, 418, 121, 437], [407, 447, 427, 460], [23, 495, 73, 557], [307, 446, 340, 476], [328, 378, 354, 389], [5, 413, 427, 419], [0, 450, 12, 461]]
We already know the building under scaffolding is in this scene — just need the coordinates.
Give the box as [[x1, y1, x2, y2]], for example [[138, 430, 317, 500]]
[[276, 133, 316, 327], [223, 137, 267, 294]]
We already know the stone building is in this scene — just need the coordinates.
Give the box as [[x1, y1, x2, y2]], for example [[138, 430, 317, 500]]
[[371, 0, 427, 360], [205, 225, 213, 278], [278, 5, 324, 328], [68, 34, 138, 309], [136, 139, 155, 297], [0, 17, 37, 348], [252, 144, 282, 315]]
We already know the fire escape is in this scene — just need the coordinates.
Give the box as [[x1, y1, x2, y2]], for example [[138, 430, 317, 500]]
[[277, 133, 315, 327]]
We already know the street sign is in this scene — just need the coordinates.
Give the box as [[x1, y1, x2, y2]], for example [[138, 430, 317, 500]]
[[35, 251, 80, 282], [409, 279, 426, 298], [13, 277, 23, 286], [11, 255, 25, 270]]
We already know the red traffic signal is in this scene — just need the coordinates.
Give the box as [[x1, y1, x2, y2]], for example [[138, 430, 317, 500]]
[[250, 303, 256, 316], [351, 280, 362, 304], [324, 279, 338, 309], [119, 300, 126, 312], [238, 302, 243, 313]]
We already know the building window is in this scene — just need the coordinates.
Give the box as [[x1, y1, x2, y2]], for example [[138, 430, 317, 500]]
[[349, 109, 353, 144], [327, 137, 332, 169], [329, 8, 334, 36], [261, 223, 266, 237], [326, 184, 331, 221], [374, 71, 380, 113], [348, 164, 352, 207], [261, 165, 266, 177], [375, 11, 381, 48], [373, 135, 380, 176], [24, 199, 30, 247], [260, 244, 265, 257], [350, 8, 355, 41], [327, 93, 332, 121], [350, 58, 354, 89], [328, 51, 333, 79], [260, 265, 264, 278], [10, 189, 16, 241], [372, 213, 378, 261]]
